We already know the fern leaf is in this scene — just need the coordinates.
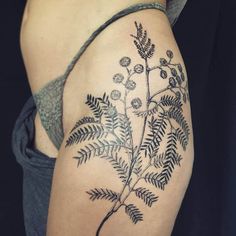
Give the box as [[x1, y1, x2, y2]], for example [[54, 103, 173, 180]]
[[175, 128, 188, 150], [141, 114, 167, 157], [160, 95, 183, 110], [153, 152, 166, 168], [97, 94, 119, 132], [168, 107, 190, 141], [69, 117, 97, 134], [131, 22, 155, 60], [144, 172, 162, 189], [118, 114, 133, 145], [125, 204, 143, 224], [87, 188, 119, 202], [106, 154, 129, 184], [97, 92, 111, 106], [66, 123, 106, 147], [134, 187, 158, 207], [133, 153, 143, 176], [86, 94, 103, 119], [73, 140, 123, 166], [157, 132, 180, 190]]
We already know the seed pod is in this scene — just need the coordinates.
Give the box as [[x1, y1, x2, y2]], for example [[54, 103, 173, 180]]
[[169, 77, 177, 87], [134, 64, 144, 74], [110, 90, 121, 100], [125, 80, 136, 90], [160, 70, 168, 79], [160, 58, 168, 66], [171, 68, 178, 77], [176, 75, 182, 85], [166, 50, 174, 59], [113, 73, 124, 83], [119, 57, 131, 67], [131, 98, 142, 109]]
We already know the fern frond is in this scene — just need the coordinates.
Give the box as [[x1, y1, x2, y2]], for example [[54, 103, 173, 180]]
[[133, 153, 143, 176], [168, 107, 190, 141], [160, 95, 183, 110], [106, 154, 129, 184], [66, 123, 106, 147], [74, 140, 123, 166], [175, 128, 188, 150], [131, 22, 155, 60], [157, 132, 180, 190], [134, 187, 158, 207], [87, 188, 119, 202], [86, 94, 103, 119], [118, 114, 133, 145], [97, 92, 111, 106], [96, 94, 119, 132], [125, 204, 143, 224], [69, 117, 97, 134], [144, 172, 162, 189], [153, 152, 166, 168], [141, 114, 167, 157]]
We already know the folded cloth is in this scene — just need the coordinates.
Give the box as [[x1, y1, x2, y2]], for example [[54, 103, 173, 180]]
[[12, 97, 55, 236]]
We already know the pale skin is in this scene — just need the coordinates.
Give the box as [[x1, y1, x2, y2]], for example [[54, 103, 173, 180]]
[[20, 1, 194, 235]]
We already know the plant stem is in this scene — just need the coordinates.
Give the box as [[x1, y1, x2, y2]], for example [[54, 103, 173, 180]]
[[96, 210, 114, 236]]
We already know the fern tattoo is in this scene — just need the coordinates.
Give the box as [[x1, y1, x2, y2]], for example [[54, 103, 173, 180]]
[[66, 21, 190, 236]]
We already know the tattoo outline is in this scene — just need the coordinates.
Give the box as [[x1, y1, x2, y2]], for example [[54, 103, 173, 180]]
[[66, 21, 190, 236]]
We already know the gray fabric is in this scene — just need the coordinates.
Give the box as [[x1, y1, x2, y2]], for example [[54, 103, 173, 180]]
[[167, 0, 187, 25], [12, 1, 187, 235], [12, 97, 56, 236]]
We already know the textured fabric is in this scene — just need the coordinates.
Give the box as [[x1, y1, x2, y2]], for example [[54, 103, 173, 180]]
[[33, 1, 187, 150], [12, 1, 187, 235], [167, 0, 187, 25], [12, 97, 56, 236]]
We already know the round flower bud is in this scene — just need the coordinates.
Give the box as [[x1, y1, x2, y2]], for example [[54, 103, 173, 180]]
[[171, 68, 178, 77], [160, 70, 168, 79], [131, 98, 142, 109], [166, 50, 174, 59], [125, 80, 136, 90], [113, 73, 124, 83], [169, 77, 177, 87], [178, 64, 183, 72], [176, 75, 182, 85], [110, 90, 121, 100], [107, 107, 117, 117], [160, 58, 168, 66], [181, 72, 185, 82], [119, 57, 131, 67], [134, 64, 144, 74]]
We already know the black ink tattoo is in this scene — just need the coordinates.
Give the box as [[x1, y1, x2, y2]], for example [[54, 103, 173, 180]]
[[66, 21, 190, 236]]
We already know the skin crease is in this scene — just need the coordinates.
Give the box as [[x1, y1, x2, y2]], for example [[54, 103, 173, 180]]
[[20, 1, 194, 236], [20, 0, 167, 157]]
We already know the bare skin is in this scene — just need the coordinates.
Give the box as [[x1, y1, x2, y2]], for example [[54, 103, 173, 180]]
[[20, 1, 194, 235]]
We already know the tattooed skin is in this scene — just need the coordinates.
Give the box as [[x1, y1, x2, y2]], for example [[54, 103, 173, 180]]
[[65, 22, 190, 236]]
